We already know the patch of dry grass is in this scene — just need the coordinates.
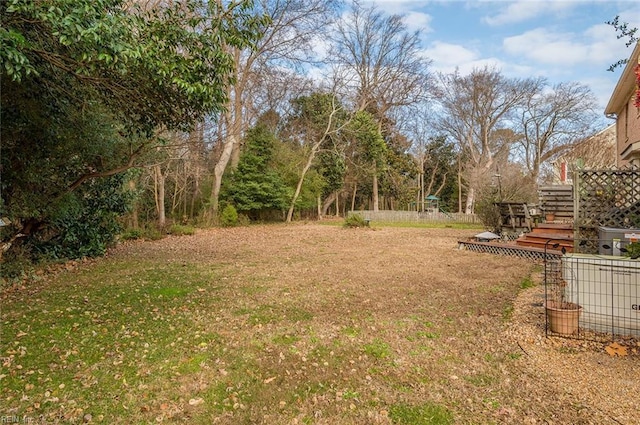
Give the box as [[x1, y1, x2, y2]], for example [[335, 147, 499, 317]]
[[1, 224, 637, 424]]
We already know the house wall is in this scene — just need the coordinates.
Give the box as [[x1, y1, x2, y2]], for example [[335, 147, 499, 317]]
[[606, 43, 640, 167], [617, 94, 640, 167]]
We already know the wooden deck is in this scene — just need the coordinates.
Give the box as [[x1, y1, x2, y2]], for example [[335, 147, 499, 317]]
[[460, 222, 573, 261], [458, 239, 564, 261]]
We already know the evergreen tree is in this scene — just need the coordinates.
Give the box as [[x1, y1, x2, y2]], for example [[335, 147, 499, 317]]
[[222, 125, 291, 220]]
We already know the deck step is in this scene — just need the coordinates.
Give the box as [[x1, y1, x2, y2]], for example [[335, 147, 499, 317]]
[[522, 232, 573, 243], [515, 222, 574, 252], [531, 224, 573, 235], [515, 240, 573, 250]]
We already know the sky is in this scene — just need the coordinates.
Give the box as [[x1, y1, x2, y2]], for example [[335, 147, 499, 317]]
[[361, 0, 639, 127]]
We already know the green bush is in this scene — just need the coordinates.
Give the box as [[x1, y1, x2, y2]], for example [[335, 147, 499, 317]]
[[344, 213, 370, 228], [474, 197, 500, 232], [623, 241, 640, 259], [144, 227, 165, 241], [220, 204, 239, 227], [0, 245, 34, 281], [120, 228, 145, 240], [169, 224, 195, 236], [33, 175, 131, 260]]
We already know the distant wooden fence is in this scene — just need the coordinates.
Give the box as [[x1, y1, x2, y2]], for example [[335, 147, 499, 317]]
[[348, 210, 481, 224], [539, 185, 573, 221]]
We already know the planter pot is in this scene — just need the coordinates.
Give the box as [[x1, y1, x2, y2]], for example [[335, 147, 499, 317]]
[[545, 213, 555, 222], [546, 301, 582, 335]]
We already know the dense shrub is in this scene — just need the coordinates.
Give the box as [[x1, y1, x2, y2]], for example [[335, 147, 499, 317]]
[[169, 224, 195, 236], [344, 214, 370, 228], [220, 204, 239, 227], [34, 175, 132, 260], [623, 241, 640, 259], [120, 228, 145, 241], [474, 198, 501, 233]]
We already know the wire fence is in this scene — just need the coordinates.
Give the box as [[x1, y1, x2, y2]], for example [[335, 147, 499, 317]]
[[543, 238, 640, 343]]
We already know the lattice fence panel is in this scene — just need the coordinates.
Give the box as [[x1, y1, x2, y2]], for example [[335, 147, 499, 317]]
[[458, 241, 561, 261], [575, 168, 640, 250]]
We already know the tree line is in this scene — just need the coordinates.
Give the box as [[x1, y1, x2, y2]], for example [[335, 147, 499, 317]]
[[0, 0, 608, 272]]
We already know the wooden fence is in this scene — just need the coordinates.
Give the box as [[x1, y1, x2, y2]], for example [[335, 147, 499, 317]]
[[348, 210, 481, 224], [539, 185, 573, 220]]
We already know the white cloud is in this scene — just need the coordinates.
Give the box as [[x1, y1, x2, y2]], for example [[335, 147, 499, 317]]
[[422, 42, 479, 68], [483, 0, 574, 26], [402, 11, 433, 33], [365, 0, 423, 15], [358, 1, 434, 33], [421, 41, 518, 75], [503, 23, 632, 69], [503, 29, 586, 66]]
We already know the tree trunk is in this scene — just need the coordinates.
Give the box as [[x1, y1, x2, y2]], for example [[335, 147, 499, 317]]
[[420, 171, 424, 212], [335, 190, 340, 217], [464, 186, 475, 215], [317, 195, 322, 220], [209, 47, 243, 220], [351, 183, 357, 212], [129, 179, 139, 229], [457, 154, 463, 213], [321, 192, 336, 216], [372, 169, 379, 212], [190, 172, 200, 219], [153, 164, 166, 228], [287, 142, 321, 222], [209, 132, 236, 218], [229, 48, 244, 170]]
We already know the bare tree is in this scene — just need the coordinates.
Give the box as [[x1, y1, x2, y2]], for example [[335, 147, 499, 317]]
[[404, 106, 439, 211], [208, 0, 340, 218], [435, 66, 542, 213], [517, 81, 598, 182], [285, 93, 348, 222], [330, 0, 432, 211]]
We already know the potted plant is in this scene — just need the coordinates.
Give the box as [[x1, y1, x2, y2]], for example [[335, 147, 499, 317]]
[[545, 269, 582, 335]]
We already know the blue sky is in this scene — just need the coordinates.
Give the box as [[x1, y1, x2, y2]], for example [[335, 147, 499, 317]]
[[363, 0, 639, 126]]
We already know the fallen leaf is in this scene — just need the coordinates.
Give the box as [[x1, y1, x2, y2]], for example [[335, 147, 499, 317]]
[[605, 342, 628, 357], [264, 376, 276, 384], [188, 398, 204, 406]]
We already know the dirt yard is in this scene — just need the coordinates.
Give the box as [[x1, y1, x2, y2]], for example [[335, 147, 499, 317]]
[[2, 223, 638, 424]]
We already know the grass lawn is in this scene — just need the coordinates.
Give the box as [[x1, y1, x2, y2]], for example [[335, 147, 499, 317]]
[[2, 224, 632, 424]]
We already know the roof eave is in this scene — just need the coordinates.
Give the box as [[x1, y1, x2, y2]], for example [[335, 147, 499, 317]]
[[604, 42, 640, 116]]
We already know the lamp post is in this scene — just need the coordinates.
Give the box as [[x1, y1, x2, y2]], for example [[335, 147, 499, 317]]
[[493, 173, 502, 202]]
